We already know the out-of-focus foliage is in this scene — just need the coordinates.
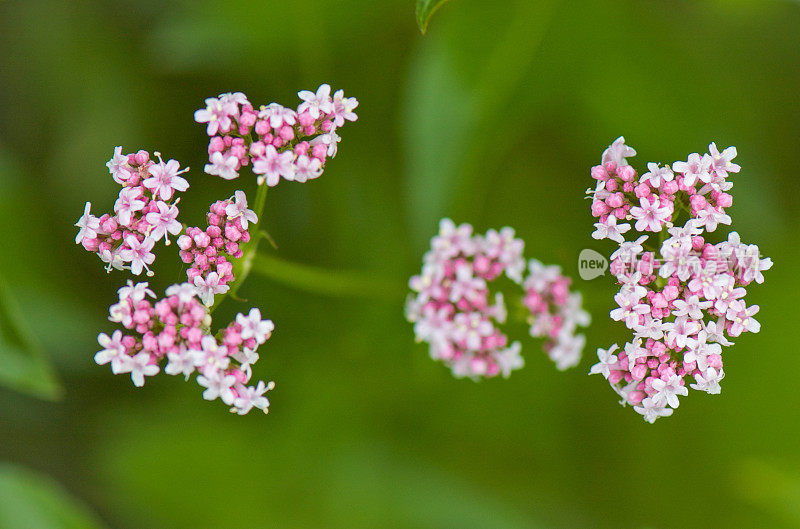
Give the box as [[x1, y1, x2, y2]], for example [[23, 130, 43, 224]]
[[0, 463, 107, 529], [0, 149, 63, 400], [0, 0, 799, 528], [0, 276, 62, 400]]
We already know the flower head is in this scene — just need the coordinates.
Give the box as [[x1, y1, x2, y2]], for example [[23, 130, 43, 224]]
[[588, 138, 770, 421], [143, 155, 189, 201]]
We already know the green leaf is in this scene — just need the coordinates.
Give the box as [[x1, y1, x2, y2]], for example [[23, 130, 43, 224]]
[[0, 463, 107, 529], [416, 0, 450, 34], [0, 276, 63, 400], [403, 37, 476, 246]]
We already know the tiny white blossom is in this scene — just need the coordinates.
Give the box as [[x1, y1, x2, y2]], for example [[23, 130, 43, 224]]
[[252, 145, 295, 187], [236, 308, 274, 343], [165, 348, 197, 380], [589, 344, 619, 378], [165, 282, 198, 306], [601, 136, 636, 166], [651, 374, 688, 409], [119, 235, 156, 276], [114, 187, 146, 227], [106, 146, 131, 184], [204, 151, 240, 180], [95, 330, 128, 374], [496, 342, 524, 378], [193, 272, 229, 306], [145, 200, 182, 244], [118, 280, 155, 303], [297, 84, 333, 119], [197, 368, 237, 405], [640, 162, 674, 188], [125, 351, 159, 387], [591, 216, 631, 244], [224, 190, 258, 230], [690, 367, 725, 394], [634, 397, 674, 423], [232, 380, 275, 415], [143, 156, 190, 201], [75, 202, 101, 244]]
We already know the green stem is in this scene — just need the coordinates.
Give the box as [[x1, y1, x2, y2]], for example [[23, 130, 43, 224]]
[[209, 183, 269, 314], [250, 252, 404, 301]]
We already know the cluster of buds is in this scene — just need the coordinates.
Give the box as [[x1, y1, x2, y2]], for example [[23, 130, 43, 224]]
[[195, 85, 358, 186], [177, 191, 257, 305], [75, 148, 189, 275], [96, 281, 274, 414], [405, 219, 588, 379], [523, 260, 590, 370], [587, 138, 772, 422]]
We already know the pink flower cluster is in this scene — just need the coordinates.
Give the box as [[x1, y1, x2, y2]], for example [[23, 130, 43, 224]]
[[587, 138, 772, 422], [95, 281, 274, 415], [195, 85, 358, 186], [523, 260, 590, 370], [75, 148, 189, 275], [177, 191, 257, 306], [405, 219, 588, 379], [78, 85, 358, 415], [589, 137, 737, 241]]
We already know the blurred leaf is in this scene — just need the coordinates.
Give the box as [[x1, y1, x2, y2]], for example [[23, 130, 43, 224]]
[[0, 463, 107, 529], [735, 458, 800, 525], [403, 0, 559, 245], [326, 445, 547, 528], [0, 277, 62, 400], [403, 37, 475, 246], [0, 145, 100, 376], [416, 0, 450, 33]]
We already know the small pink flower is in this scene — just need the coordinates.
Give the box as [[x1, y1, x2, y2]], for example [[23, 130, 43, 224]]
[[293, 155, 323, 183], [297, 84, 333, 119], [232, 380, 274, 415], [708, 142, 740, 178], [672, 152, 712, 187], [120, 235, 155, 276], [601, 136, 636, 167], [197, 368, 236, 405], [193, 271, 229, 306], [224, 190, 258, 230], [252, 145, 295, 187], [95, 330, 128, 374], [75, 202, 101, 244], [106, 146, 132, 184], [204, 151, 240, 180], [259, 103, 297, 128], [236, 308, 274, 344], [123, 351, 159, 387], [145, 201, 182, 244], [330, 89, 359, 127], [194, 96, 236, 135], [640, 162, 674, 189], [144, 156, 189, 201], [630, 196, 672, 232]]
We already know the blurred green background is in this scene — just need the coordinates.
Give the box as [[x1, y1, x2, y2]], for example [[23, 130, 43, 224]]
[[1, 0, 799, 527]]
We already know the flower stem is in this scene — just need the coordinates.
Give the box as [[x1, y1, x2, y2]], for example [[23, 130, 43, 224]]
[[250, 252, 404, 301], [209, 183, 268, 314]]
